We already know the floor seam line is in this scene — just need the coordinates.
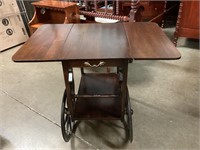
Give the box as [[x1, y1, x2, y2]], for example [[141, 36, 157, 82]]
[[73, 134, 99, 150], [1, 89, 60, 128], [1, 89, 98, 149]]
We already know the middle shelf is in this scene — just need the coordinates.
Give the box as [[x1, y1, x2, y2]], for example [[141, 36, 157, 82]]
[[73, 73, 122, 120]]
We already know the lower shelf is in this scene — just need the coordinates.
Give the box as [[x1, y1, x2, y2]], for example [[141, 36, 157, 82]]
[[74, 97, 121, 120]]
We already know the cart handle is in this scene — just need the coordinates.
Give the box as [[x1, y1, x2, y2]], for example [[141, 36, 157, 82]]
[[84, 61, 105, 67]]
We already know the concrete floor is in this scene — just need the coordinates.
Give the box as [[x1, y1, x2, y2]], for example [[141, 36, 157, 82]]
[[0, 26, 199, 150]]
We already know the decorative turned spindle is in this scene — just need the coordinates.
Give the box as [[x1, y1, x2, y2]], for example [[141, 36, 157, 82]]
[[129, 0, 140, 22]]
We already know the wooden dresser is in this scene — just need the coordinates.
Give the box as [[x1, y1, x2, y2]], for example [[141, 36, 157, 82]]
[[174, 1, 199, 45], [29, 0, 80, 34]]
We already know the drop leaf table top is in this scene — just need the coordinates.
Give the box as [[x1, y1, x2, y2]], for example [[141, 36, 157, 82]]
[[12, 22, 181, 62]]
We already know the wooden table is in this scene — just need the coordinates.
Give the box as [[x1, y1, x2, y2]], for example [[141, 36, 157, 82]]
[[12, 22, 181, 143]]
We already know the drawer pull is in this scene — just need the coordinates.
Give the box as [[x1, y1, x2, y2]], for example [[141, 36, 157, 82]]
[[84, 61, 105, 67]]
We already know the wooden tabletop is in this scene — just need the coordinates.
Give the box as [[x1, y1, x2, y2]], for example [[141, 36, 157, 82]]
[[124, 22, 181, 60], [31, 1, 77, 9], [12, 23, 181, 62]]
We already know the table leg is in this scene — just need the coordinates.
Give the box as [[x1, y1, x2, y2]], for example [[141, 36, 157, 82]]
[[61, 61, 75, 142]]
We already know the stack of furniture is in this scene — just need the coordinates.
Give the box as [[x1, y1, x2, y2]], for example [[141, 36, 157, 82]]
[[29, 0, 168, 27], [78, 0, 167, 23]]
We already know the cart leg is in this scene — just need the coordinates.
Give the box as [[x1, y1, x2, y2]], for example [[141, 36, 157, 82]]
[[81, 68, 84, 74], [61, 90, 74, 142]]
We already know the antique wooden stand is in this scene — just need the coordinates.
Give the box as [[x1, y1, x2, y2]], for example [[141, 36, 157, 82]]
[[12, 23, 181, 143], [29, 0, 79, 34]]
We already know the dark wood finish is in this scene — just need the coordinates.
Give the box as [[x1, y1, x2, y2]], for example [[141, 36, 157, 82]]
[[29, 0, 79, 34], [74, 73, 121, 119], [174, 1, 199, 45], [78, 73, 121, 96], [12, 24, 73, 62], [74, 97, 121, 119], [61, 59, 129, 120], [12, 23, 181, 62], [123, 22, 181, 60], [12, 23, 131, 61], [60, 23, 130, 60], [140, 1, 166, 23], [120, 1, 166, 24], [65, 60, 128, 68], [12, 22, 180, 143]]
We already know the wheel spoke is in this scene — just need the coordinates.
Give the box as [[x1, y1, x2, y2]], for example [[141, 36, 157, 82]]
[[64, 108, 68, 114]]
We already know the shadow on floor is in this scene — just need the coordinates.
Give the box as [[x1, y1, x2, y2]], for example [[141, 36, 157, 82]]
[[71, 120, 130, 149], [0, 135, 13, 149], [182, 39, 200, 49]]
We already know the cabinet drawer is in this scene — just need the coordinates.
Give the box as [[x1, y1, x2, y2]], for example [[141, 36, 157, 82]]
[[63, 59, 129, 68]]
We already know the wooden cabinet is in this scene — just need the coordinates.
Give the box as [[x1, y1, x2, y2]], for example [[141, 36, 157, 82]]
[[137, 1, 166, 23], [174, 1, 199, 45], [120, 1, 166, 24], [29, 0, 80, 34]]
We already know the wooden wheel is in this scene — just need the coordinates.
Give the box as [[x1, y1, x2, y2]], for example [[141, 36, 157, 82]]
[[61, 90, 74, 142], [127, 96, 133, 142], [124, 87, 133, 142]]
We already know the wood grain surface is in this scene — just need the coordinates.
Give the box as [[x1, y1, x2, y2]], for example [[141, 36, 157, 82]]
[[31, 1, 77, 9], [12, 24, 73, 62], [123, 22, 181, 60], [60, 23, 131, 60], [12, 23, 181, 62]]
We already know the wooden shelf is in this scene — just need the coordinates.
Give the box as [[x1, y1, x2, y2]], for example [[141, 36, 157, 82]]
[[30, 23, 45, 29], [30, 20, 55, 29], [74, 73, 122, 119], [74, 97, 121, 120], [29, 0, 79, 34], [78, 73, 121, 95]]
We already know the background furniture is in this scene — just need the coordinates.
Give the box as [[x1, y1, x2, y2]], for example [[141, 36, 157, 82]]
[[28, 0, 168, 24], [78, 0, 167, 23], [0, 0, 28, 51], [119, 1, 167, 24], [29, 0, 80, 34], [174, 1, 199, 45]]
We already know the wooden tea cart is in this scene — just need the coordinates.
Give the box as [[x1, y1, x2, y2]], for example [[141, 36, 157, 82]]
[[12, 22, 181, 142]]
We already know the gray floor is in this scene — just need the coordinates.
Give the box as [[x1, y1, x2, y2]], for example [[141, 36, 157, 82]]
[[0, 26, 199, 150]]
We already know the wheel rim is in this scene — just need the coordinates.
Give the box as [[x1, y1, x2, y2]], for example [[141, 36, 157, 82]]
[[127, 103, 133, 142], [61, 90, 73, 142], [125, 87, 133, 142]]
